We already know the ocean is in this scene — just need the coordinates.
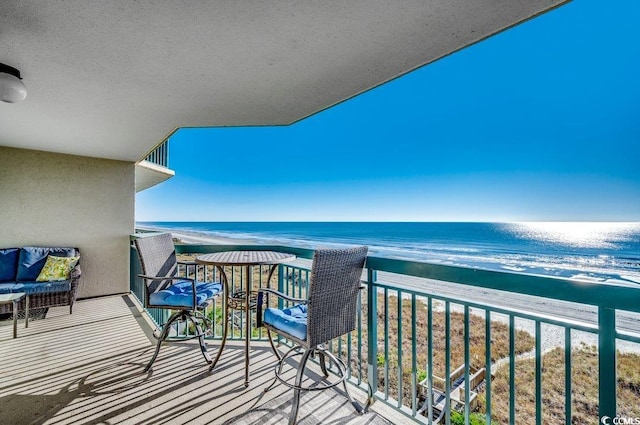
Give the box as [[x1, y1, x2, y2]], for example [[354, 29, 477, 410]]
[[136, 222, 640, 285]]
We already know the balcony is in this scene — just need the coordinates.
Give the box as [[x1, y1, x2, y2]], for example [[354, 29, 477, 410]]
[[0, 295, 397, 424], [2, 234, 638, 424], [135, 140, 176, 192]]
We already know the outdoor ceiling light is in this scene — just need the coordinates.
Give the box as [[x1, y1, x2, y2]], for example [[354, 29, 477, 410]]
[[0, 63, 27, 103]]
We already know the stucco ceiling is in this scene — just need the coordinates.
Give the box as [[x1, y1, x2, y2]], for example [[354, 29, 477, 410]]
[[0, 0, 568, 162]]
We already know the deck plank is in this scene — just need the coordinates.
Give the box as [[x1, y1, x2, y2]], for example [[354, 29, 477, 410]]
[[0, 295, 394, 425]]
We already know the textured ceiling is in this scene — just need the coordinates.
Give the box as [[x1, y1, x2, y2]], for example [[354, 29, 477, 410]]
[[0, 0, 568, 162]]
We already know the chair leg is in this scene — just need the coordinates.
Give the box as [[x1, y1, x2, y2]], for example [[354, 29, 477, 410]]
[[289, 348, 313, 425], [265, 344, 302, 393], [144, 310, 183, 372], [269, 344, 368, 422], [317, 350, 329, 377], [324, 349, 370, 415], [266, 328, 283, 361], [209, 297, 230, 371], [186, 312, 212, 364]]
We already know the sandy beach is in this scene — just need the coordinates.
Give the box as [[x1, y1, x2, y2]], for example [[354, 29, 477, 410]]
[[140, 227, 640, 354], [168, 229, 257, 246]]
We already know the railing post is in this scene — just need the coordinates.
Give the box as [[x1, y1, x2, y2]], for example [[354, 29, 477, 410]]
[[129, 243, 135, 294], [163, 140, 168, 167], [129, 242, 142, 300], [599, 306, 616, 422], [277, 265, 285, 310], [276, 265, 285, 344], [367, 268, 378, 401]]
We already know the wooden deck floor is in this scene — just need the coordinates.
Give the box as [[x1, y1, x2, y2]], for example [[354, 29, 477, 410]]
[[0, 295, 398, 425]]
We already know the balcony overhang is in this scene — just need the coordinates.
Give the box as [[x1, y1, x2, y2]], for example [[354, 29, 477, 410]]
[[135, 160, 175, 193], [0, 0, 569, 162]]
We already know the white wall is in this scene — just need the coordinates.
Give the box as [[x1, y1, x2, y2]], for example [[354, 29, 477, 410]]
[[0, 146, 134, 298]]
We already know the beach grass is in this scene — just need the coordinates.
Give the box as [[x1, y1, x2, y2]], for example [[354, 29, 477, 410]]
[[487, 345, 640, 424], [356, 293, 536, 410], [364, 294, 640, 424]]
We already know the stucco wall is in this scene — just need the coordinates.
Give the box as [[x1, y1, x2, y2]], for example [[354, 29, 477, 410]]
[[0, 146, 134, 298]]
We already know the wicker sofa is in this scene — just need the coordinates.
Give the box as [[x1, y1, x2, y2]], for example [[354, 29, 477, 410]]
[[0, 247, 81, 315]]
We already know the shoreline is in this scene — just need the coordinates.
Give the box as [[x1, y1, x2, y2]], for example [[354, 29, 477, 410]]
[[136, 223, 640, 287], [137, 226, 258, 246], [137, 226, 640, 353]]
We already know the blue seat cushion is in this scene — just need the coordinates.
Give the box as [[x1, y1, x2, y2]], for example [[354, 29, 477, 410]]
[[0, 249, 19, 282], [12, 281, 72, 295], [263, 304, 308, 341], [17, 247, 77, 281], [0, 283, 17, 295], [148, 280, 222, 309]]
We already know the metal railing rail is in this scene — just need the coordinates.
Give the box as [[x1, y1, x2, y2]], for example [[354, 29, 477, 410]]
[[129, 234, 640, 424], [143, 140, 169, 167]]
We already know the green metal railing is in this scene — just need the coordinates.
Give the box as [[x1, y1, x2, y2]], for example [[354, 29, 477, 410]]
[[129, 234, 640, 424]]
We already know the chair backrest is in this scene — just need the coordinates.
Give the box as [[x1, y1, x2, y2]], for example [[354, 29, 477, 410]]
[[134, 233, 178, 295], [306, 246, 368, 347]]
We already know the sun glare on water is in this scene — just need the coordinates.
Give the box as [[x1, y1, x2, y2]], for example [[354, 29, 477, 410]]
[[509, 222, 638, 249]]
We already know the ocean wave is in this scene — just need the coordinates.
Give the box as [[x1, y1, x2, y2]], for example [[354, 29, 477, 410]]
[[137, 222, 640, 285]]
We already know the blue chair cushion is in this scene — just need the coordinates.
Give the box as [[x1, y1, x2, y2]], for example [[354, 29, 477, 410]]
[[12, 281, 72, 295], [148, 280, 222, 309], [16, 247, 76, 282], [263, 304, 308, 341], [0, 283, 17, 294], [0, 249, 19, 282]]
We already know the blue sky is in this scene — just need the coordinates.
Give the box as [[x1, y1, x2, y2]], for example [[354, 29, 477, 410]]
[[136, 0, 640, 222]]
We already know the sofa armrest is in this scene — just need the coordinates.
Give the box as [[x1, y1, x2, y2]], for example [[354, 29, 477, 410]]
[[70, 263, 82, 280], [69, 263, 82, 301]]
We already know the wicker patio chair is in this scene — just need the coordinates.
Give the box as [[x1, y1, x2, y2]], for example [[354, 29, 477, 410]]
[[256, 246, 370, 425], [134, 233, 223, 372]]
